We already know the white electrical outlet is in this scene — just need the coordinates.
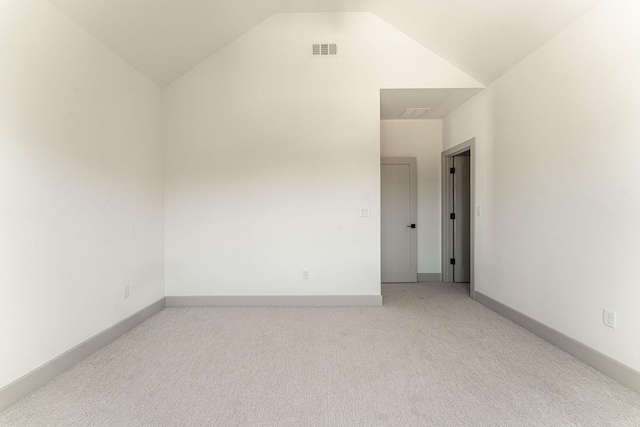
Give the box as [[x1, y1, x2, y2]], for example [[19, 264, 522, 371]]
[[360, 208, 370, 217], [124, 285, 130, 299], [603, 308, 616, 329], [303, 269, 310, 279]]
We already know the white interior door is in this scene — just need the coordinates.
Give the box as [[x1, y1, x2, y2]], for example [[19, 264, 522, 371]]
[[381, 158, 417, 283]]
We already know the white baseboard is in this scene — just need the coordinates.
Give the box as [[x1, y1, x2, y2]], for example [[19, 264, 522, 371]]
[[417, 273, 442, 282], [0, 298, 166, 412], [475, 291, 640, 393], [166, 295, 383, 307]]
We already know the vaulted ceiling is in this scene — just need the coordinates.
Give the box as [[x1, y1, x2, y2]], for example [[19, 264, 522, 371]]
[[46, 0, 603, 88]]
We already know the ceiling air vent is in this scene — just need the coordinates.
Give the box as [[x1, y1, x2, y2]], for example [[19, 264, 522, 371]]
[[312, 43, 338, 57], [400, 108, 431, 119]]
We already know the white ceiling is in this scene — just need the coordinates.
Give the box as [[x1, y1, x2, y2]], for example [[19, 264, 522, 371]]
[[46, 0, 603, 88], [380, 88, 483, 120]]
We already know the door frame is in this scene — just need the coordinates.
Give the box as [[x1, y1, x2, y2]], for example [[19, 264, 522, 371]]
[[381, 157, 418, 283], [441, 138, 476, 298]]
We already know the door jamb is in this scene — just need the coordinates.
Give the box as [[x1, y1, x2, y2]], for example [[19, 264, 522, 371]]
[[441, 138, 476, 299]]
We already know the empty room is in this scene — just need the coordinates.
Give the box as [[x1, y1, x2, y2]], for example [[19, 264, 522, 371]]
[[1, 0, 640, 425]]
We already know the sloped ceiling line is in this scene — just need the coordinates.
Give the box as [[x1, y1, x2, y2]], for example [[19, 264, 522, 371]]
[[46, 0, 603, 88]]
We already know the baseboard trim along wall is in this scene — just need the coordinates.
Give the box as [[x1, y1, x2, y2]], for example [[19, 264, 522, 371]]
[[0, 298, 166, 412], [475, 291, 640, 393], [166, 295, 383, 307], [417, 273, 442, 282]]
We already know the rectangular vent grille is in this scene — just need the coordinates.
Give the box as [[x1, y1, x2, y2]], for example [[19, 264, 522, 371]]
[[312, 43, 338, 57], [400, 108, 431, 119]]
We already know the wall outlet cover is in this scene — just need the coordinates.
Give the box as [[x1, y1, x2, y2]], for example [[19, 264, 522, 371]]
[[603, 308, 616, 329]]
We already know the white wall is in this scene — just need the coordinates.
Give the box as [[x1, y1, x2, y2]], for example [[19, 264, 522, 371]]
[[0, 0, 164, 388], [163, 12, 481, 297], [381, 120, 442, 275], [443, 0, 640, 371]]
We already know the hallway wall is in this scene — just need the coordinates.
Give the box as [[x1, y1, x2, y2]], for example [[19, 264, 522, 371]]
[[444, 0, 640, 371]]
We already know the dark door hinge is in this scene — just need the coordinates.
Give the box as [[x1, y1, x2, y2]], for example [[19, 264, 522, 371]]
[[450, 258, 456, 265], [450, 213, 455, 220], [450, 167, 456, 174]]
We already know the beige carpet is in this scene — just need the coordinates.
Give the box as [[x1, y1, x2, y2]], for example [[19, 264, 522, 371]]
[[2, 283, 640, 426]]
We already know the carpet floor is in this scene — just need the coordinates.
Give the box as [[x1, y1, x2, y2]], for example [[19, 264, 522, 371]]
[[1, 282, 640, 426]]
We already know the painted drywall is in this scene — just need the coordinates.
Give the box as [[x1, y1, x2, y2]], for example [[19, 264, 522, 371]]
[[0, 0, 164, 388], [443, 90, 494, 295], [443, 0, 640, 371], [163, 12, 481, 297], [380, 120, 442, 275]]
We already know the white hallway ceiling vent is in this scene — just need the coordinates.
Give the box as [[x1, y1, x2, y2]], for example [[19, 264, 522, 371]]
[[400, 108, 430, 119], [312, 43, 338, 57]]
